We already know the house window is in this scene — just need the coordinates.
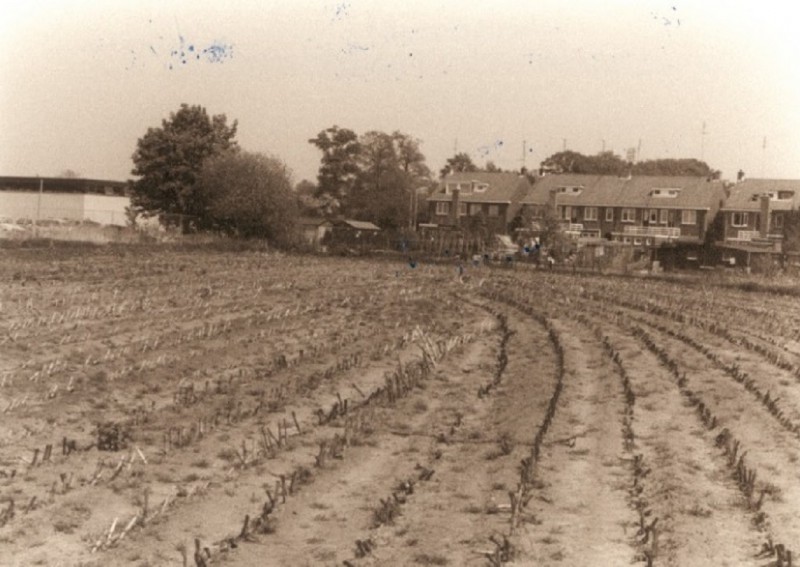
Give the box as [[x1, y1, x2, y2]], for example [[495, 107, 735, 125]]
[[774, 213, 784, 230], [470, 204, 482, 216], [560, 206, 572, 220], [731, 212, 748, 227], [488, 205, 500, 217], [634, 238, 642, 246], [647, 209, 658, 223], [435, 202, 449, 216], [459, 202, 468, 216], [445, 183, 458, 195], [659, 209, 668, 224], [532, 207, 543, 219], [605, 208, 614, 222], [682, 210, 698, 225], [584, 207, 598, 221], [621, 208, 635, 223]]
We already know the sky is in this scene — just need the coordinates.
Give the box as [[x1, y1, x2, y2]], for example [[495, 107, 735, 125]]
[[1, 0, 799, 184]]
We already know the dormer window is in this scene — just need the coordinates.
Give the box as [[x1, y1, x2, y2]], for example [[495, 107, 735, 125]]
[[750, 191, 795, 202], [651, 188, 681, 198], [557, 185, 584, 195], [472, 182, 489, 193]]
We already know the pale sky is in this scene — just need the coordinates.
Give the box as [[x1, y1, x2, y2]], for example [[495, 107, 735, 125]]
[[1, 0, 799, 184]]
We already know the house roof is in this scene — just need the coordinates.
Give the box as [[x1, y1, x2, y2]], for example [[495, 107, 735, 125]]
[[0, 176, 128, 195], [298, 216, 332, 227], [520, 174, 725, 210], [721, 178, 800, 211], [427, 172, 531, 204], [337, 219, 380, 231]]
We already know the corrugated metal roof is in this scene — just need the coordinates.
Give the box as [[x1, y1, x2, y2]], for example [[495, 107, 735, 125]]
[[721, 178, 800, 211]]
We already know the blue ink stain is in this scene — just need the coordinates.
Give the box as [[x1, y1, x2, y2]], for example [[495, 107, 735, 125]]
[[334, 2, 350, 19], [188, 45, 195, 52]]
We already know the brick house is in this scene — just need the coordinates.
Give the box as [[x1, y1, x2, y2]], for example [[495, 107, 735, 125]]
[[719, 178, 800, 243], [519, 174, 726, 247], [426, 172, 532, 234]]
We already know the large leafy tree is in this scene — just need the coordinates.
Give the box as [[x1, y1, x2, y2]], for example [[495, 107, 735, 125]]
[[540, 150, 719, 178], [540, 150, 627, 175], [633, 158, 719, 178], [308, 126, 361, 213], [440, 152, 478, 178], [130, 104, 238, 232], [195, 151, 298, 243], [350, 131, 431, 229]]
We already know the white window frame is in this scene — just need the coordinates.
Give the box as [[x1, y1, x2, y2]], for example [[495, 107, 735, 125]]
[[469, 203, 482, 216], [659, 209, 668, 224], [584, 207, 598, 221], [561, 206, 572, 220], [488, 205, 500, 217], [621, 208, 635, 223], [459, 202, 468, 217], [605, 208, 614, 222], [731, 211, 747, 227], [773, 213, 784, 229], [435, 202, 449, 216], [647, 209, 658, 223], [682, 210, 698, 225]]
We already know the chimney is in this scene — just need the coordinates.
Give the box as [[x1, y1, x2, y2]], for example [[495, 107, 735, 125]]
[[759, 193, 771, 238], [450, 187, 460, 227]]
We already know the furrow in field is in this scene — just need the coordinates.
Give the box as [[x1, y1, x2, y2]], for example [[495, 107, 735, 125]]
[[514, 317, 637, 566], [602, 322, 764, 566]]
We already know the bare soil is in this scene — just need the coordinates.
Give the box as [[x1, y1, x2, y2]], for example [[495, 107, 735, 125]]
[[1, 249, 799, 566]]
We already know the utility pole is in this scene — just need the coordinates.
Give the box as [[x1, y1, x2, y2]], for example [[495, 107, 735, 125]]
[[522, 140, 527, 170], [36, 176, 43, 236], [701, 121, 707, 161], [761, 136, 767, 177]]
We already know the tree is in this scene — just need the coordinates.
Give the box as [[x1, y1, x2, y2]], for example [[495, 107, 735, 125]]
[[130, 104, 238, 232], [440, 152, 477, 178], [783, 209, 800, 255], [540, 150, 627, 175], [347, 130, 431, 229], [540, 150, 720, 178], [59, 169, 81, 179], [195, 150, 298, 244], [485, 161, 502, 173], [539, 203, 574, 261], [633, 158, 719, 178], [308, 126, 361, 214]]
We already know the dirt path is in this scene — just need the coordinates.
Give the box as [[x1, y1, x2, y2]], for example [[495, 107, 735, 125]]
[[515, 317, 636, 566]]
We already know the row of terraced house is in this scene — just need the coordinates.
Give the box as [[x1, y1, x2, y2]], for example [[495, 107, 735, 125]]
[[426, 171, 800, 268]]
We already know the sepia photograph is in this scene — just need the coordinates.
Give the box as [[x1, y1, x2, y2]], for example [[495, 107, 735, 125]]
[[1, 1, 800, 565]]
